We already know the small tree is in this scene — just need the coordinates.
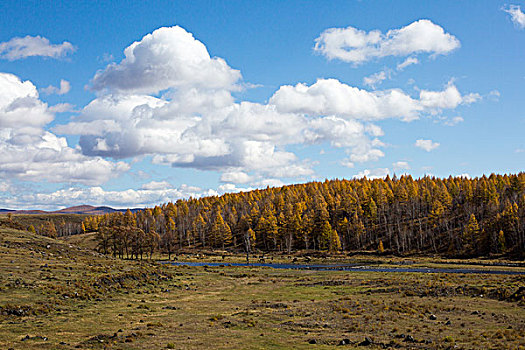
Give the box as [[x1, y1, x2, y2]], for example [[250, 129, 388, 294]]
[[244, 228, 256, 263], [146, 228, 160, 259], [95, 225, 111, 255], [378, 240, 385, 254], [463, 214, 480, 255], [42, 221, 57, 239], [212, 213, 232, 249], [498, 230, 506, 253], [318, 220, 333, 251], [163, 218, 176, 260], [329, 229, 342, 252]]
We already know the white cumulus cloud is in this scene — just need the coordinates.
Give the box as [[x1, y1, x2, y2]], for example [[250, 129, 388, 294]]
[[0, 73, 54, 128], [271, 78, 477, 122], [90, 26, 241, 94], [415, 139, 440, 152], [0, 35, 75, 61], [52, 26, 480, 194], [220, 171, 253, 184], [314, 19, 460, 64], [0, 72, 128, 185]]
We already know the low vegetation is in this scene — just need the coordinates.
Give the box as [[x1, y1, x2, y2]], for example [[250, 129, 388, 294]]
[[0, 227, 524, 349]]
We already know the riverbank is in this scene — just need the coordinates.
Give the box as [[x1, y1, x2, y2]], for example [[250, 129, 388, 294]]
[[162, 260, 525, 275]]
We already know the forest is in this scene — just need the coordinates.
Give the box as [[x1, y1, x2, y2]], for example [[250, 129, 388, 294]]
[[79, 173, 525, 259]]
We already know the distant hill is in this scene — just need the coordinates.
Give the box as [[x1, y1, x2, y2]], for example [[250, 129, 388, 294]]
[[54, 205, 119, 215], [6, 210, 47, 214], [0, 205, 142, 215]]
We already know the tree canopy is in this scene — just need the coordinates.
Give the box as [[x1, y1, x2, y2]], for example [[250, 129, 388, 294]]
[[84, 173, 525, 258]]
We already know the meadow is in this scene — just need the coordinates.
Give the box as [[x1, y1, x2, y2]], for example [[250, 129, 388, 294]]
[[0, 228, 524, 349]]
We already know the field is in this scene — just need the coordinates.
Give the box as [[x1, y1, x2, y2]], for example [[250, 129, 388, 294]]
[[0, 228, 524, 349]]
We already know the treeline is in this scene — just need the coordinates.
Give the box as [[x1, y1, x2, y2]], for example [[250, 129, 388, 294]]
[[1, 213, 83, 238], [28, 220, 84, 238], [84, 173, 525, 259]]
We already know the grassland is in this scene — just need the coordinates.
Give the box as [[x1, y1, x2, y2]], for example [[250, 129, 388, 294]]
[[0, 228, 524, 349]]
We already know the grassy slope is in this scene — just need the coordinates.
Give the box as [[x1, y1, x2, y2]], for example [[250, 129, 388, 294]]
[[0, 228, 524, 349], [61, 232, 98, 251]]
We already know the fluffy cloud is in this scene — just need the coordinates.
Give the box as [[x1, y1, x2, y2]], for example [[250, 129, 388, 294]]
[[0, 132, 129, 185], [90, 26, 241, 94], [52, 26, 480, 195], [220, 171, 253, 184], [415, 139, 440, 152], [420, 82, 480, 111], [504, 5, 525, 29], [271, 78, 476, 122], [58, 89, 385, 179], [419, 83, 462, 109], [0, 35, 75, 61], [314, 19, 460, 64], [0, 72, 128, 185], [0, 73, 54, 128], [0, 184, 219, 210], [41, 79, 71, 95], [2, 180, 308, 210], [271, 79, 421, 121], [60, 34, 398, 179]]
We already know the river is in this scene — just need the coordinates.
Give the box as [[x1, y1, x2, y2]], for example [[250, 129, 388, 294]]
[[162, 261, 525, 275]]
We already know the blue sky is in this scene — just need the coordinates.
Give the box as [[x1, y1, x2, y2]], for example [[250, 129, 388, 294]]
[[0, 0, 523, 209]]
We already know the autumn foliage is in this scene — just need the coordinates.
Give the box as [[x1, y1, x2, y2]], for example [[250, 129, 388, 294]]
[[85, 173, 525, 258]]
